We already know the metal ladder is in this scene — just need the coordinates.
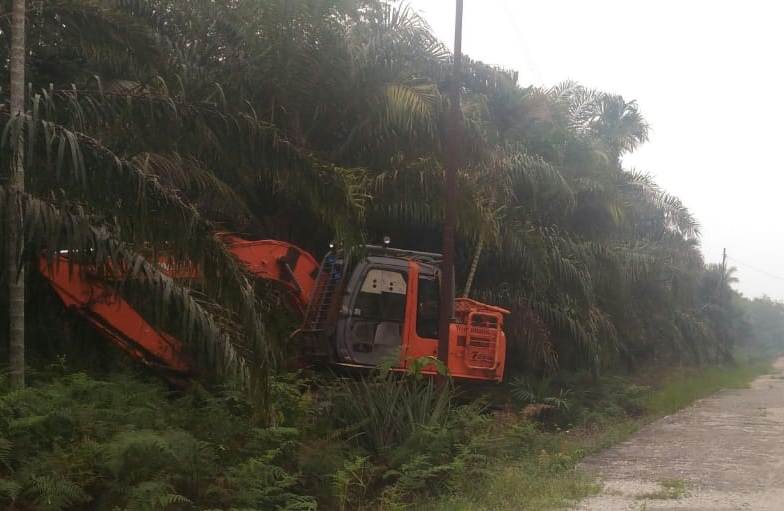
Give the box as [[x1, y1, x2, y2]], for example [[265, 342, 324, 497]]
[[301, 254, 344, 333]]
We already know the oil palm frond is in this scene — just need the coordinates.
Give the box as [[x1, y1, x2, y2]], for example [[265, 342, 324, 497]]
[[0, 188, 254, 384]]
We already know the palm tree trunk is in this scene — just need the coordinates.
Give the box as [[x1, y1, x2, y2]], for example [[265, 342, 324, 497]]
[[462, 235, 483, 298], [7, 0, 26, 389]]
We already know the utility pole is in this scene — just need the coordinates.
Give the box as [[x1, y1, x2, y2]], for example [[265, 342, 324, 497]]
[[720, 248, 727, 302], [439, 0, 463, 364]]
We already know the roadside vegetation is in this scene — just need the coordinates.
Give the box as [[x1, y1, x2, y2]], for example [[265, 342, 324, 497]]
[[424, 356, 772, 511], [0, 357, 771, 510], [2, 1, 784, 510]]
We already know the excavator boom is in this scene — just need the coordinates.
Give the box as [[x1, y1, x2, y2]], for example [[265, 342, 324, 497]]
[[39, 237, 319, 380], [219, 235, 319, 313]]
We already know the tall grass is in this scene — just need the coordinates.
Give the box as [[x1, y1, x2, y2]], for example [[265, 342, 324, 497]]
[[646, 361, 771, 417], [424, 459, 599, 511]]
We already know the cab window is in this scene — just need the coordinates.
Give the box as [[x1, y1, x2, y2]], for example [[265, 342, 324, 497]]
[[416, 276, 440, 339], [352, 269, 407, 321]]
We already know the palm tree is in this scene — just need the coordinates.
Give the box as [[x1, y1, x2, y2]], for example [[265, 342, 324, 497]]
[[7, 0, 26, 389], [0, 0, 439, 391], [0, 0, 750, 383], [0, 0, 333, 389]]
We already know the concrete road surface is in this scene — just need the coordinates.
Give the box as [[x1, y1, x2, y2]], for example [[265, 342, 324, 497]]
[[574, 358, 784, 510]]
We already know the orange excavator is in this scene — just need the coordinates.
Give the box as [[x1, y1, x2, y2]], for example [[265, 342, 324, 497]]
[[40, 236, 509, 382]]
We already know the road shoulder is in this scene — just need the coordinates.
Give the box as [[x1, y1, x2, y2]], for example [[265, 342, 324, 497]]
[[575, 358, 784, 510]]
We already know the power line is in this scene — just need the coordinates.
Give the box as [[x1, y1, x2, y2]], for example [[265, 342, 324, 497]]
[[500, 0, 543, 84], [726, 255, 784, 282]]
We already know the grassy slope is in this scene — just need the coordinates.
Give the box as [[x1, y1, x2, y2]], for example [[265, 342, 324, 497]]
[[422, 359, 772, 511]]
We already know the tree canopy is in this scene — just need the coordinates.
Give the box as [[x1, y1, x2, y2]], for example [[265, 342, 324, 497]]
[[0, 0, 756, 387]]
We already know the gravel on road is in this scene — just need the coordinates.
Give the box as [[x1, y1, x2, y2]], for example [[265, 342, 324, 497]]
[[575, 358, 784, 511]]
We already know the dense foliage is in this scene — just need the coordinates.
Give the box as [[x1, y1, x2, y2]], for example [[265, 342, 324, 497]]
[[0, 0, 760, 386], [0, 368, 548, 510], [0, 371, 319, 510]]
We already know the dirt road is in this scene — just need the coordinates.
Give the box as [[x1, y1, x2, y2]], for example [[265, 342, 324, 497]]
[[575, 358, 784, 510]]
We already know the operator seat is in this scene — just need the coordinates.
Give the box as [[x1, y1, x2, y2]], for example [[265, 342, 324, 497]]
[[349, 320, 402, 365]]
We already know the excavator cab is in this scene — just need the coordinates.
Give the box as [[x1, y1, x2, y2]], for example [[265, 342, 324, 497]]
[[296, 245, 508, 382], [40, 237, 508, 383]]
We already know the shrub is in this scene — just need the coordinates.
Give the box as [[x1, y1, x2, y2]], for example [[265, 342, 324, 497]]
[[0, 372, 315, 511], [329, 370, 454, 455]]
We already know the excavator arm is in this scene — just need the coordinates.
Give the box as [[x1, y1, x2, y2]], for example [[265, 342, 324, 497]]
[[40, 257, 192, 382], [39, 237, 320, 381]]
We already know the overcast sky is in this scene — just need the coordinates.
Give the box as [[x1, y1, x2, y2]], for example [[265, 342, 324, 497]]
[[408, 0, 784, 299]]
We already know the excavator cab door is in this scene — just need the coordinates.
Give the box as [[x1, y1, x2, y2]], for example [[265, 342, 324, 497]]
[[400, 263, 441, 366], [336, 259, 409, 367]]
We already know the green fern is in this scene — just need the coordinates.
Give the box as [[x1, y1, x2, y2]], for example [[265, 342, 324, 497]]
[[26, 475, 90, 511], [0, 479, 22, 504], [224, 452, 316, 511], [381, 454, 457, 505], [124, 481, 191, 511], [331, 456, 372, 511], [0, 437, 11, 470], [510, 377, 572, 411], [101, 430, 177, 483]]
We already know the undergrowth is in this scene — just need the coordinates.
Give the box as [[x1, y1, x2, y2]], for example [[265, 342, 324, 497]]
[[0, 371, 316, 511], [0, 357, 771, 510], [0, 364, 537, 510]]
